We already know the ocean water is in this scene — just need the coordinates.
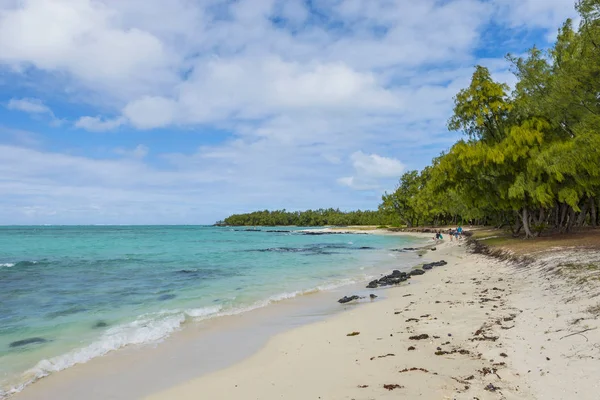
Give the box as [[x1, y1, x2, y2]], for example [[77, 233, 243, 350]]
[[0, 226, 424, 397]]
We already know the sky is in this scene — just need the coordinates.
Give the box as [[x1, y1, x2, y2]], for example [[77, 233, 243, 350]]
[[0, 0, 578, 225]]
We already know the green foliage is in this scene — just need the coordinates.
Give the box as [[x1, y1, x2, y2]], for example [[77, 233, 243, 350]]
[[220, 208, 396, 226], [378, 3, 600, 237]]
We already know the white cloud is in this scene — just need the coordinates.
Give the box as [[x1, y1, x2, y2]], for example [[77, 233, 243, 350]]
[[338, 151, 405, 191], [122, 96, 178, 129], [6, 97, 63, 125], [114, 145, 149, 159], [350, 151, 406, 178], [492, 0, 578, 37], [75, 116, 125, 132], [7, 98, 52, 114]]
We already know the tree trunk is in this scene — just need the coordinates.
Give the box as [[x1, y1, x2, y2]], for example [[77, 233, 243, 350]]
[[591, 197, 597, 227], [559, 203, 569, 227], [522, 208, 533, 238], [576, 199, 590, 227], [565, 207, 576, 233]]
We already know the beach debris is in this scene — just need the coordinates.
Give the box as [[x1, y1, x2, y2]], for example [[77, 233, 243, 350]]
[[435, 348, 470, 356], [347, 331, 360, 336], [405, 318, 419, 322], [420, 314, 431, 318], [407, 346, 416, 351], [484, 383, 500, 392], [409, 334, 429, 340], [357, 385, 369, 388], [9, 337, 48, 348], [399, 367, 429, 373], [430, 247, 437, 251], [383, 384, 404, 391], [369, 294, 378, 299], [338, 295, 362, 304], [370, 353, 395, 360], [500, 352, 508, 358], [470, 335, 498, 342], [452, 376, 471, 386], [479, 367, 501, 380]]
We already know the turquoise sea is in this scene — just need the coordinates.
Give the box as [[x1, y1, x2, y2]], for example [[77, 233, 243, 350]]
[[0, 226, 423, 397]]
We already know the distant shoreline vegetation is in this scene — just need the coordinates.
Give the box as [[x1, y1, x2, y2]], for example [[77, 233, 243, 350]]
[[216, 209, 395, 227]]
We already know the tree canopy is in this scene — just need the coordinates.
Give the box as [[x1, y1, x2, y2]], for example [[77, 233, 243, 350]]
[[379, 1, 600, 237]]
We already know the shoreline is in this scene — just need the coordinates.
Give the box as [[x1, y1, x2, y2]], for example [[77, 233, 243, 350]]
[[9, 231, 429, 400], [149, 238, 600, 400]]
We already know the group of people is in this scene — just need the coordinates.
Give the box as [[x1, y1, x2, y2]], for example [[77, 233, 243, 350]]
[[433, 226, 463, 242]]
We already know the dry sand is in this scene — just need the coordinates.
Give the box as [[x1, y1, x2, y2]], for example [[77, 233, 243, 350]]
[[148, 238, 600, 400]]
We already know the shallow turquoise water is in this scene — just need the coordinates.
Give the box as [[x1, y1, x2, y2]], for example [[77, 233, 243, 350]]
[[0, 226, 423, 397]]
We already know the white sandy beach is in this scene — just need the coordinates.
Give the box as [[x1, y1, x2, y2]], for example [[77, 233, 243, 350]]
[[148, 237, 600, 400]]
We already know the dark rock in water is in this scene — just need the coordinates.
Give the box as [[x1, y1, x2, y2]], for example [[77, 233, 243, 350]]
[[390, 247, 420, 252], [10, 337, 48, 348], [302, 231, 367, 236], [409, 269, 425, 276], [359, 246, 375, 250], [177, 269, 196, 274], [93, 321, 109, 329], [423, 264, 434, 270], [157, 294, 177, 301], [367, 280, 379, 289], [430, 247, 437, 251], [391, 270, 403, 277], [370, 294, 378, 299], [338, 295, 361, 304], [265, 230, 292, 233]]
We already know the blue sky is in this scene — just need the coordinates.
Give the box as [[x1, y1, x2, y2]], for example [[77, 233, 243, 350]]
[[0, 0, 577, 224]]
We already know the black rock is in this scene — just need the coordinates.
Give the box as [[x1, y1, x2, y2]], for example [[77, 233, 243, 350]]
[[338, 295, 361, 304], [370, 294, 378, 299], [367, 270, 410, 288], [430, 247, 437, 251], [157, 294, 176, 301], [9, 337, 48, 348], [421, 260, 448, 270], [367, 280, 379, 288], [409, 269, 425, 276], [93, 321, 109, 329]]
